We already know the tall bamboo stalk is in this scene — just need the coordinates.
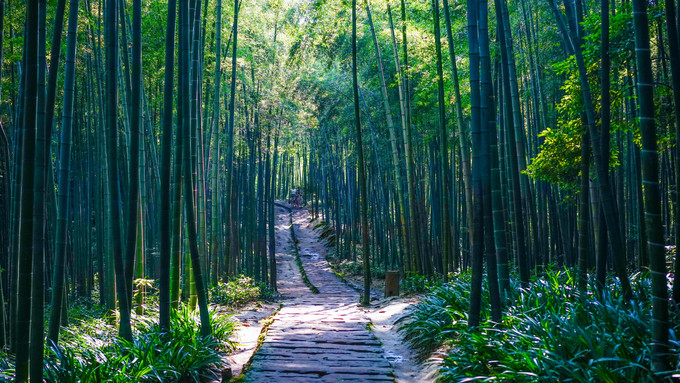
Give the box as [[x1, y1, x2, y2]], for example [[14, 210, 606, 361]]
[[159, 0, 177, 330], [432, 0, 450, 279], [632, 0, 669, 372], [181, 0, 211, 336], [351, 0, 370, 305], [442, 0, 473, 267], [105, 0, 133, 341], [48, 0, 80, 343]]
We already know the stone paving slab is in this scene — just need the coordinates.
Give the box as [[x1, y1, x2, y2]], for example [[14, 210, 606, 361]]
[[241, 206, 394, 382]]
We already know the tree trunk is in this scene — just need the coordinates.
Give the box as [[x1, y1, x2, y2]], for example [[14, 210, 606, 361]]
[[399, 0, 420, 273], [632, 0, 670, 372], [180, 0, 211, 337], [432, 0, 451, 280], [494, 0, 529, 285], [159, 0, 177, 330], [467, 0, 483, 328], [478, 0, 500, 322], [29, 1, 47, 380], [366, 1, 407, 276], [578, 131, 591, 292], [124, 0, 143, 313], [269, 125, 279, 291], [106, 0, 133, 342], [663, 0, 680, 307], [352, 0, 370, 305], [442, 0, 473, 269], [15, 0, 39, 375], [226, 0, 239, 276], [48, 0, 80, 342]]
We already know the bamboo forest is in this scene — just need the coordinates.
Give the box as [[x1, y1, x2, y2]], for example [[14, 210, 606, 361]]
[[3, 0, 680, 381]]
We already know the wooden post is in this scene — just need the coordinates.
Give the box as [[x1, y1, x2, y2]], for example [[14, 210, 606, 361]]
[[384, 271, 400, 297]]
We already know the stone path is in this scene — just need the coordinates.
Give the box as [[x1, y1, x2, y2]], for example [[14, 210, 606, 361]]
[[242, 205, 394, 382]]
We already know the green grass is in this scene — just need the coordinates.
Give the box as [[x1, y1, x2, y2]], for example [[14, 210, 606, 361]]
[[399, 268, 680, 382]]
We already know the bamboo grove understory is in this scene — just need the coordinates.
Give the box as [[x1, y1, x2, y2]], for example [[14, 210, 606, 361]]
[[1, 0, 680, 379]]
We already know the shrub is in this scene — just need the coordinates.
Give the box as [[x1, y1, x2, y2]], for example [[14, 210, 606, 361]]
[[325, 255, 387, 281], [209, 275, 278, 306], [400, 272, 445, 295], [399, 269, 680, 382], [0, 350, 13, 382], [335, 260, 385, 279], [314, 221, 336, 247], [398, 272, 485, 360], [0, 305, 235, 383]]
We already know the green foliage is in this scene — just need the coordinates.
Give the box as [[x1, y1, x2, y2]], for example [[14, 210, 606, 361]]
[[209, 275, 279, 307], [525, 124, 583, 191], [399, 269, 680, 382], [525, 7, 635, 192], [0, 350, 13, 381], [327, 257, 386, 280], [314, 221, 337, 247], [399, 272, 445, 295], [1, 305, 235, 382], [398, 272, 486, 360]]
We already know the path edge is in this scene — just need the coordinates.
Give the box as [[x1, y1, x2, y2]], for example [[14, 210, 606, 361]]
[[231, 303, 282, 382], [282, 203, 320, 294]]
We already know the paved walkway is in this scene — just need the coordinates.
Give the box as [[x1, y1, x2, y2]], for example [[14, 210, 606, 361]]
[[242, 205, 394, 382]]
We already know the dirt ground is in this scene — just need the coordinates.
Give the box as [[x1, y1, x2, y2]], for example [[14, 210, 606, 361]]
[[222, 301, 279, 378], [364, 296, 438, 383]]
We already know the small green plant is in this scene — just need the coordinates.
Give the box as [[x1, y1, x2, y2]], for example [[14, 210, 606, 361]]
[[400, 272, 443, 295], [0, 349, 13, 382], [134, 278, 155, 298], [209, 275, 277, 307]]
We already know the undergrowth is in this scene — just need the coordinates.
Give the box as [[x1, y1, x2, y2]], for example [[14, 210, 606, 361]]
[[1, 305, 235, 382], [0, 271, 280, 382], [317, 221, 389, 281], [325, 255, 386, 280], [399, 268, 680, 382], [0, 350, 12, 381], [209, 275, 279, 307], [313, 221, 336, 247], [400, 272, 444, 295]]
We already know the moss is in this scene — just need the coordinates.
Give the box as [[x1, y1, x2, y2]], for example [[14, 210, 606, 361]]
[[289, 217, 320, 294]]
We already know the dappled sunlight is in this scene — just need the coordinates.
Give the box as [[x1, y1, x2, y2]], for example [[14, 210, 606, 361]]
[[243, 203, 394, 382], [6, 0, 669, 379]]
